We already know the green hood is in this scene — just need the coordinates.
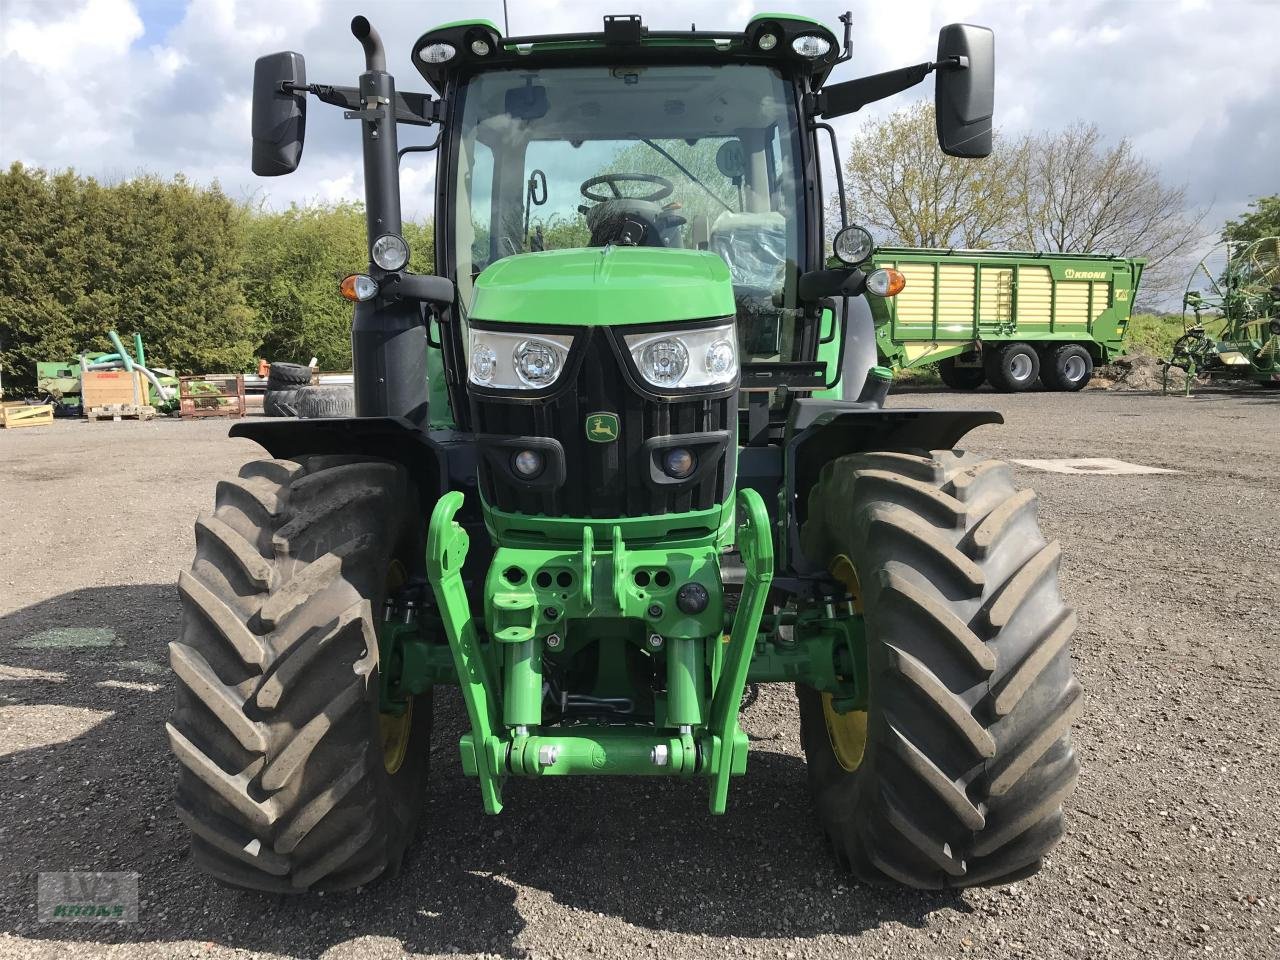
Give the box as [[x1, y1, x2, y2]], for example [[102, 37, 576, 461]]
[[468, 247, 734, 326]]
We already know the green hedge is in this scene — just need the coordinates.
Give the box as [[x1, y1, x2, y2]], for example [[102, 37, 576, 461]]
[[0, 163, 434, 392]]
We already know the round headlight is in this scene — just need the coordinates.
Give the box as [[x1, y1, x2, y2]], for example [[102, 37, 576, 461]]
[[833, 226, 874, 266], [757, 33, 778, 51], [371, 234, 409, 271], [641, 338, 689, 386], [791, 35, 831, 58], [513, 339, 560, 387], [419, 42, 456, 64], [470, 38, 491, 56], [470, 344, 497, 383], [663, 448, 696, 479], [704, 339, 736, 378], [512, 449, 544, 478]]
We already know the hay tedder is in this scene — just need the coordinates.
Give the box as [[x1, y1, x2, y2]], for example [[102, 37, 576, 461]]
[[168, 11, 1081, 893], [1164, 236, 1280, 393]]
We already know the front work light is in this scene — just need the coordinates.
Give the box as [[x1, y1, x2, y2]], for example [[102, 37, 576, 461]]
[[339, 274, 378, 302], [419, 42, 456, 63], [757, 33, 779, 51], [791, 35, 831, 58], [371, 234, 409, 271], [833, 226, 875, 266], [866, 268, 907, 297], [470, 38, 492, 56]]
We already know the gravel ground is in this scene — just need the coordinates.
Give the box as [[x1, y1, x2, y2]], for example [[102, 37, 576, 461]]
[[1, 385, 1277, 960]]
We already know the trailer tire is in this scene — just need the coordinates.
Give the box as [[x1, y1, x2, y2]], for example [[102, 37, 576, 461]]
[[169, 456, 432, 892], [984, 343, 1040, 392], [267, 362, 313, 390], [938, 358, 986, 390], [1040, 344, 1094, 392], [797, 449, 1080, 888], [294, 384, 356, 419]]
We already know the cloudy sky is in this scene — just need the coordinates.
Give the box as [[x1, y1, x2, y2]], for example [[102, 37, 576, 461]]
[[1, 0, 1277, 248]]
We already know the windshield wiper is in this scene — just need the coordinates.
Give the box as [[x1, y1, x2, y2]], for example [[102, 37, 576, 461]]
[[635, 136, 734, 214]]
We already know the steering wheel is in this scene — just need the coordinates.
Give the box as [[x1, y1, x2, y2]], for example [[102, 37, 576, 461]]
[[580, 173, 675, 204]]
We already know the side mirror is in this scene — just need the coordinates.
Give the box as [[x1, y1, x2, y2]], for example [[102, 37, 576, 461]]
[[935, 24, 994, 158], [252, 52, 307, 176]]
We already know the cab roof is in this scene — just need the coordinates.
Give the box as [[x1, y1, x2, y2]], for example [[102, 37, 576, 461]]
[[411, 13, 841, 96]]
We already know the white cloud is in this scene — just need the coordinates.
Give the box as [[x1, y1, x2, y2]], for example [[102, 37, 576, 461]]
[[1, 0, 1276, 251]]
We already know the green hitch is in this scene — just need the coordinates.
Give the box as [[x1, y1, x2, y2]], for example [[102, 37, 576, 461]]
[[509, 731, 694, 776]]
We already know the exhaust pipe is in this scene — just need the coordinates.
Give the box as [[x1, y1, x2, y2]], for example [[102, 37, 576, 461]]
[[350, 16, 386, 72]]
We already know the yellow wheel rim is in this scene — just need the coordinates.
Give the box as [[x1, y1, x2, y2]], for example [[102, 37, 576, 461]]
[[824, 555, 867, 771], [379, 559, 412, 775], [822, 692, 868, 772], [380, 700, 413, 775]]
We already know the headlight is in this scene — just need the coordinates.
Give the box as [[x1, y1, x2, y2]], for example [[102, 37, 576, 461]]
[[833, 226, 874, 266], [624, 321, 738, 389], [371, 234, 409, 271], [468, 328, 573, 390]]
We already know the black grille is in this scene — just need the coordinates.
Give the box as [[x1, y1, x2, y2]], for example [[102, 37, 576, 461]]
[[471, 330, 735, 518]]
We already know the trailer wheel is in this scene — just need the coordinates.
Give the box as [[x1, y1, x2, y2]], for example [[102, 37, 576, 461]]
[[798, 450, 1080, 888], [169, 456, 432, 892], [984, 343, 1040, 392], [938, 358, 986, 390], [1040, 344, 1094, 392]]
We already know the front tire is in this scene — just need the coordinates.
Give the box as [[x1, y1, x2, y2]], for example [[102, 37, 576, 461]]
[[169, 456, 432, 892], [798, 450, 1081, 888]]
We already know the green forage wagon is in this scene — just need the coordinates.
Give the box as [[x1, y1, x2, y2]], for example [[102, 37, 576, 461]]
[[169, 10, 1080, 893]]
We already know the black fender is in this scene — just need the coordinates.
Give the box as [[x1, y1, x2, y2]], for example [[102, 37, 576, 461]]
[[229, 417, 483, 558], [781, 398, 1003, 574]]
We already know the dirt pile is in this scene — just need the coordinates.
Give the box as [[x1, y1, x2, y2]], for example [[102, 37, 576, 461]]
[[1097, 353, 1198, 391]]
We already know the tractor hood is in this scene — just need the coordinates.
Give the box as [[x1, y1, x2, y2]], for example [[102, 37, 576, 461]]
[[468, 247, 735, 326]]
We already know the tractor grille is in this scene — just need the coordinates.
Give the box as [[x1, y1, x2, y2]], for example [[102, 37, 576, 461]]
[[470, 330, 734, 518]]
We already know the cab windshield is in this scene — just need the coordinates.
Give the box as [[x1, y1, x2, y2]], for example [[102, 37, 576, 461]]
[[452, 63, 806, 362]]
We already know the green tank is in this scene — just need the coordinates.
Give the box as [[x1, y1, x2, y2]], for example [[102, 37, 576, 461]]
[[867, 247, 1145, 391]]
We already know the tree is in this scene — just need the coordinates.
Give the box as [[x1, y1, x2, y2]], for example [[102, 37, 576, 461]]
[[834, 102, 1029, 249], [1221, 195, 1280, 246], [1013, 122, 1204, 298]]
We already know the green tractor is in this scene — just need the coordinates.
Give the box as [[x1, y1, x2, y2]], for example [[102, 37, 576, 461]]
[[169, 11, 1080, 893]]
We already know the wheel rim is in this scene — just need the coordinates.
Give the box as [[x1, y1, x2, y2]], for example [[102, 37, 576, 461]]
[[1063, 355, 1087, 381], [380, 559, 412, 775], [1009, 353, 1034, 381], [824, 555, 868, 772], [380, 701, 413, 775]]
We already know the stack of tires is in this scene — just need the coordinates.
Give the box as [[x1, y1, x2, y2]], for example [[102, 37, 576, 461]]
[[263, 362, 311, 417], [263, 362, 356, 419], [938, 342, 1095, 393]]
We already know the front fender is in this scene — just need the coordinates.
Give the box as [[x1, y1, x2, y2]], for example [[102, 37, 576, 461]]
[[782, 399, 1003, 573]]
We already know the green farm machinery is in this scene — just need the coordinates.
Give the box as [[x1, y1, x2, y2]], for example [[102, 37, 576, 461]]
[[168, 11, 1081, 893], [1164, 236, 1280, 393]]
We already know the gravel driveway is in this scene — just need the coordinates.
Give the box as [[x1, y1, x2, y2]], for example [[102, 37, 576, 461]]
[[1, 386, 1277, 959]]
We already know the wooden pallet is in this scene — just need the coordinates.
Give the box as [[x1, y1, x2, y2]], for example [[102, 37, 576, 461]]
[[86, 403, 156, 422], [179, 374, 246, 418], [0, 402, 55, 429]]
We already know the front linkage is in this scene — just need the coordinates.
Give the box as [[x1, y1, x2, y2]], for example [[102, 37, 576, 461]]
[[419, 488, 797, 813]]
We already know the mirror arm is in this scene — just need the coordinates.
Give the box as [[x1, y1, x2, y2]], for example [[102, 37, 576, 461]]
[[835, 11, 853, 65], [283, 82, 440, 126], [815, 61, 935, 118], [811, 122, 847, 232]]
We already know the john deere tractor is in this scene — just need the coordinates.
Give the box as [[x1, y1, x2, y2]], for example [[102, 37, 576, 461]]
[[169, 11, 1080, 893]]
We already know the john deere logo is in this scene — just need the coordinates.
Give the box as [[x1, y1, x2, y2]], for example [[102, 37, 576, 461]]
[[586, 412, 619, 443]]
